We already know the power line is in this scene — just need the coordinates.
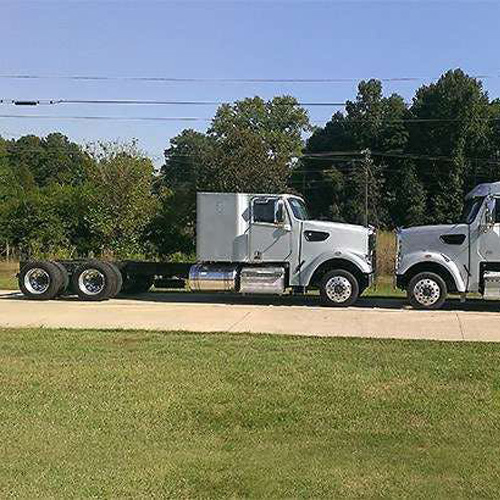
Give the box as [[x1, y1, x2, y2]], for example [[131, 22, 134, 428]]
[[2, 112, 498, 124], [2, 149, 498, 179], [304, 150, 500, 165], [0, 74, 433, 83], [163, 152, 500, 167], [371, 151, 500, 164], [0, 73, 498, 83], [0, 114, 209, 122], [0, 98, 347, 107]]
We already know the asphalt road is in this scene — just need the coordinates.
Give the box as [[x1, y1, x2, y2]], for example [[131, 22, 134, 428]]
[[2, 289, 500, 341]]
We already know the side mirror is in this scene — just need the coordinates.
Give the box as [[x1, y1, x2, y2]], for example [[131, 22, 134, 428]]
[[275, 200, 286, 225], [481, 197, 496, 233]]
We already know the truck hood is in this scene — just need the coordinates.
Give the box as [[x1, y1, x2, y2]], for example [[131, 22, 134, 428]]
[[400, 224, 457, 237], [303, 220, 371, 258], [305, 219, 370, 236], [398, 223, 466, 251]]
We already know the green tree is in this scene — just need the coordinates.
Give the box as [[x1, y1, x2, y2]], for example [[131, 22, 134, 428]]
[[6, 133, 89, 188], [0, 137, 15, 202], [163, 96, 310, 193], [341, 152, 386, 227], [408, 69, 491, 223], [3, 187, 76, 258], [391, 161, 427, 227], [42, 133, 90, 185], [488, 99, 500, 179], [210, 95, 309, 163], [300, 80, 407, 226], [0, 137, 15, 252], [83, 141, 158, 257], [148, 187, 196, 257]]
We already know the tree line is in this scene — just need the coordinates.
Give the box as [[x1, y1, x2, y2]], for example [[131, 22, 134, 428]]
[[1, 69, 500, 259]]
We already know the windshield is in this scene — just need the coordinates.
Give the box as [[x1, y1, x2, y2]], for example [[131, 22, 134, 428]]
[[288, 198, 309, 221], [461, 197, 484, 224]]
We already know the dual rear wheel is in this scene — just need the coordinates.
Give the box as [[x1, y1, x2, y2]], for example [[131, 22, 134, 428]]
[[71, 261, 122, 301], [20, 261, 67, 301], [19, 260, 123, 301]]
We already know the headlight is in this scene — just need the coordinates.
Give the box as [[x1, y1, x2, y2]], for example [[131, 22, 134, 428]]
[[367, 228, 377, 271], [368, 229, 376, 253], [395, 229, 401, 270]]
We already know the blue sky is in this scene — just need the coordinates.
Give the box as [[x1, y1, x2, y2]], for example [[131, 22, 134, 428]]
[[1, 0, 500, 163]]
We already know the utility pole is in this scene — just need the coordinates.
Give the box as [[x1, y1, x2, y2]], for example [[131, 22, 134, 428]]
[[361, 149, 371, 227]]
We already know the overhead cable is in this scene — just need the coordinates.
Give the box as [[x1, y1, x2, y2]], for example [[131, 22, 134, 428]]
[[0, 73, 498, 83]]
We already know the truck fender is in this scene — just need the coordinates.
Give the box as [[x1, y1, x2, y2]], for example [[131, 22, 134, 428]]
[[398, 251, 467, 293], [300, 251, 371, 287]]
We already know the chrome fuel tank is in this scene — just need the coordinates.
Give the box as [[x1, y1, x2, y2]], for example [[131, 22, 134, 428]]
[[239, 266, 285, 294], [188, 264, 238, 292]]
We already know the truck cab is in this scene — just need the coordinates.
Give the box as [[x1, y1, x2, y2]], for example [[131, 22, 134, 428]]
[[396, 181, 500, 309], [191, 192, 376, 306]]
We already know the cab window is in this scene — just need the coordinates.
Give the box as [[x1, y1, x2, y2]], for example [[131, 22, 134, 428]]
[[288, 198, 309, 221], [252, 198, 277, 224], [495, 199, 500, 223], [461, 197, 484, 224]]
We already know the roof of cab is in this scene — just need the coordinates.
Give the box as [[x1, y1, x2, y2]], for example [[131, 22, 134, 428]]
[[466, 182, 500, 199]]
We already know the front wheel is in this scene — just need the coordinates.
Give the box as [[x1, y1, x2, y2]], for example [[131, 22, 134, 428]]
[[407, 272, 447, 310], [319, 269, 359, 307]]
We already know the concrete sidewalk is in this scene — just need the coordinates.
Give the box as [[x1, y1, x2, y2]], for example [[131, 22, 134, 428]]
[[1, 290, 500, 342]]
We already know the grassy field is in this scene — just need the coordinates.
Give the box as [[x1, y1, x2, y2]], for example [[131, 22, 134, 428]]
[[0, 260, 18, 290], [1, 328, 500, 498], [365, 275, 405, 298]]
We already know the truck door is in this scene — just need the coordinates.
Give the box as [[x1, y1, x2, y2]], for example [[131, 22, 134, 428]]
[[248, 196, 292, 262], [477, 197, 500, 267]]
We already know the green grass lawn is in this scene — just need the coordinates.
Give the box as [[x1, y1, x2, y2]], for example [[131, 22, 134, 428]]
[[1, 329, 500, 498], [366, 275, 405, 298], [0, 261, 18, 290]]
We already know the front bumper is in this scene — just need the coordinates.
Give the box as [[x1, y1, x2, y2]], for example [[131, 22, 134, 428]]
[[366, 271, 376, 288], [395, 274, 405, 290]]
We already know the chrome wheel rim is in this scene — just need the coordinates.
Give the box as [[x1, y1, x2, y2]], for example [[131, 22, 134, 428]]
[[325, 276, 352, 303], [413, 278, 441, 307], [24, 268, 50, 295], [78, 269, 105, 295]]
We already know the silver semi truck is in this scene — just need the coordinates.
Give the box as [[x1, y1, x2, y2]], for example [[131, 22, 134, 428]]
[[19, 192, 376, 306], [396, 181, 500, 309]]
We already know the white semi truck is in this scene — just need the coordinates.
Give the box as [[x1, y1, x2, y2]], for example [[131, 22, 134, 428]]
[[19, 192, 376, 307], [396, 181, 500, 309]]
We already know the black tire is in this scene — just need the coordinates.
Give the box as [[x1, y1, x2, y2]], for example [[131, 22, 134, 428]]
[[408, 272, 447, 310], [106, 262, 123, 298], [319, 269, 359, 307], [19, 261, 63, 301], [120, 275, 154, 295], [71, 260, 117, 301], [51, 261, 70, 295]]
